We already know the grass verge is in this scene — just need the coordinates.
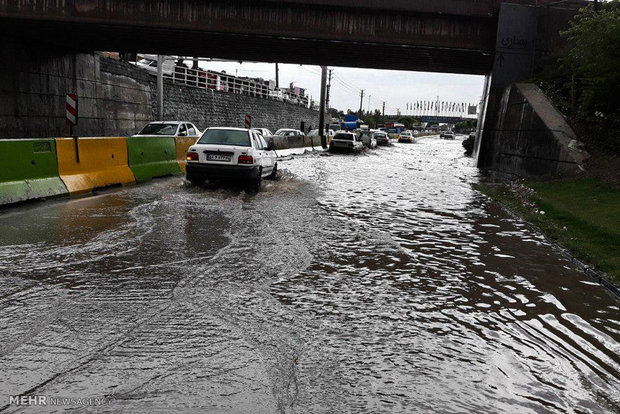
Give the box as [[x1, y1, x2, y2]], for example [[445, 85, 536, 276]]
[[475, 179, 620, 285]]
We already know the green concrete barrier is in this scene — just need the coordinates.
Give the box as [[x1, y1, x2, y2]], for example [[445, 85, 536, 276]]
[[0, 139, 68, 206], [127, 136, 182, 182]]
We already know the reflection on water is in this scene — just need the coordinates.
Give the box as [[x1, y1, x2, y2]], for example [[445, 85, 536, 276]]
[[0, 137, 618, 413]]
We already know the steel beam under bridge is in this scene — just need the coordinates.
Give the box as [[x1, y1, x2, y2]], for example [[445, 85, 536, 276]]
[[0, 0, 536, 74]]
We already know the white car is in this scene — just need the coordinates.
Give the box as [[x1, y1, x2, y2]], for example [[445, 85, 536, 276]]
[[329, 131, 364, 153], [359, 131, 378, 149], [274, 128, 304, 137], [185, 127, 277, 193], [134, 121, 201, 137], [398, 131, 415, 143], [307, 129, 335, 137], [252, 128, 273, 137]]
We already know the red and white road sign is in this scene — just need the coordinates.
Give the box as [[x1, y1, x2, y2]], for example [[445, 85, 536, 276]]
[[244, 114, 251, 129], [66, 94, 77, 126]]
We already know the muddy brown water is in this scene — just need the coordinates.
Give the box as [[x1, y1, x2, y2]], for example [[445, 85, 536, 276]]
[[0, 136, 618, 413]]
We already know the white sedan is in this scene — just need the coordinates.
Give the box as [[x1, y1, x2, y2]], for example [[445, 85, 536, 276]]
[[186, 127, 277, 193], [329, 131, 364, 153], [274, 128, 304, 137], [134, 121, 201, 137]]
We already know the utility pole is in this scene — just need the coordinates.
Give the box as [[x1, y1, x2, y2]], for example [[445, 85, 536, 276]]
[[157, 55, 164, 120], [359, 89, 365, 118], [319, 66, 328, 148], [275, 63, 279, 89], [382, 101, 385, 124], [367, 94, 371, 113], [325, 69, 333, 115]]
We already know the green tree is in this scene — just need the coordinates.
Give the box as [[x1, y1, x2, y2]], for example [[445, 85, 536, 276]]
[[397, 117, 418, 129], [560, 1, 620, 117]]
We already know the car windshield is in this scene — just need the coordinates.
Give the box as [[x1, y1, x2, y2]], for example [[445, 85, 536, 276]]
[[375, 133, 387, 138], [138, 123, 178, 135], [334, 133, 353, 141], [388, 129, 396, 133], [197, 129, 251, 146]]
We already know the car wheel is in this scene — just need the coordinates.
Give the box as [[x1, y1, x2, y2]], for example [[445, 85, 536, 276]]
[[246, 169, 262, 194], [267, 163, 278, 180]]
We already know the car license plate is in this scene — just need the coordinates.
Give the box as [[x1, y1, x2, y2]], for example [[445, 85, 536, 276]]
[[206, 154, 231, 162]]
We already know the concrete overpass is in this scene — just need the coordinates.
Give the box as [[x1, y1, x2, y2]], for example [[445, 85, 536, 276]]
[[0, 0, 544, 75], [0, 0, 586, 171]]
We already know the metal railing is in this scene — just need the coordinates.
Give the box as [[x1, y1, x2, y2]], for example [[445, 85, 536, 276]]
[[164, 66, 310, 107]]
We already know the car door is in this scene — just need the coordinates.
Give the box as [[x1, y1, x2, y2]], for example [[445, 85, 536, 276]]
[[251, 132, 267, 172], [259, 135, 274, 172]]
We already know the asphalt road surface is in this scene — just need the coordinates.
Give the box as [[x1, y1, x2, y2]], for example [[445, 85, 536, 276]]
[[1, 136, 618, 413]]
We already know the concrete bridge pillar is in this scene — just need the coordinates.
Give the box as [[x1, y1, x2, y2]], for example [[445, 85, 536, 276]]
[[474, 3, 539, 168]]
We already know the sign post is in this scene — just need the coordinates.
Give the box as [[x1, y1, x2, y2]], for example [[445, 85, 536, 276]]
[[66, 93, 77, 132], [66, 93, 79, 162]]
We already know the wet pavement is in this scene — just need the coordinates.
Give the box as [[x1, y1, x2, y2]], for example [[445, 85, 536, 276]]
[[0, 136, 618, 413]]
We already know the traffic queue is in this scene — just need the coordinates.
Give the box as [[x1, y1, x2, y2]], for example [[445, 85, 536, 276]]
[[133, 119, 425, 194]]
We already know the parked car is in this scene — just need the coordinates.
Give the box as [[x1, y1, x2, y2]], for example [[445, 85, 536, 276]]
[[440, 131, 455, 140], [387, 128, 400, 139], [134, 121, 201, 137], [308, 129, 335, 138], [398, 131, 415, 143], [374, 131, 391, 146], [274, 128, 304, 137], [329, 131, 364, 153], [185, 127, 277, 193], [359, 131, 377, 149], [252, 128, 273, 137]]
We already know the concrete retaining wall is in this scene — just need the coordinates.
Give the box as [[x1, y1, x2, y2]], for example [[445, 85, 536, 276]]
[[155, 79, 320, 134], [0, 36, 319, 138], [491, 83, 589, 177]]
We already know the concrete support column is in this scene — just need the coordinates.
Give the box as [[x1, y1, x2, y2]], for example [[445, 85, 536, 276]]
[[475, 3, 539, 168]]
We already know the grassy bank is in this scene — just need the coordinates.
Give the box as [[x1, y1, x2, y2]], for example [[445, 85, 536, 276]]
[[476, 179, 620, 284]]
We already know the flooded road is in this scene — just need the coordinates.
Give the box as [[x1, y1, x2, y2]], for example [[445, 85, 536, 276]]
[[0, 136, 618, 413]]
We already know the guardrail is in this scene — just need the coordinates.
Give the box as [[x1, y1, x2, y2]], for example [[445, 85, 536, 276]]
[[0, 134, 330, 208]]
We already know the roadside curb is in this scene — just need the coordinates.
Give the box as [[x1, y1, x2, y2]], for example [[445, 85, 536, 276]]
[[478, 188, 620, 302]]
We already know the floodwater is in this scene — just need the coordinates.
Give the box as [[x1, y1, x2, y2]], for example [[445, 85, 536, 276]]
[[0, 136, 618, 413]]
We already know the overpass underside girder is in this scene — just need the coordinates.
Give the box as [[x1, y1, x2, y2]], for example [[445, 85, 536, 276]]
[[0, 0, 497, 74]]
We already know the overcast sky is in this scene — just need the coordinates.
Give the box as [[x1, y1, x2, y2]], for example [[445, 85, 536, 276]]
[[196, 60, 485, 115]]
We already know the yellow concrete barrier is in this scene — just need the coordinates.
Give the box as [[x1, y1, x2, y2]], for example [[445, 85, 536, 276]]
[[55, 137, 136, 195], [175, 136, 199, 172]]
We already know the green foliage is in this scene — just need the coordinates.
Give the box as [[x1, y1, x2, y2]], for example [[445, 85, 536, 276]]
[[560, 1, 620, 116], [357, 109, 385, 128], [454, 119, 477, 132], [462, 135, 475, 155], [533, 1, 620, 152], [397, 117, 418, 129]]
